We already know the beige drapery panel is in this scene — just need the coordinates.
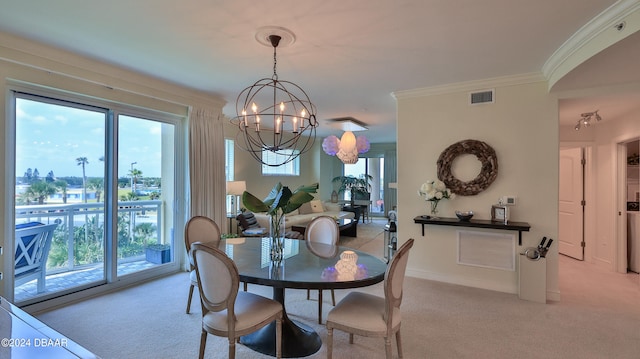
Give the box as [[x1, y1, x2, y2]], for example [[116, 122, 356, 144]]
[[188, 107, 226, 228]]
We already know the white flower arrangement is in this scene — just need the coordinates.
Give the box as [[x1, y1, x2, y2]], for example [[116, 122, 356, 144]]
[[418, 180, 455, 202], [418, 180, 454, 216]]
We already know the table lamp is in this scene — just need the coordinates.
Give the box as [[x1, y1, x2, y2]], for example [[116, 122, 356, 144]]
[[226, 181, 246, 216]]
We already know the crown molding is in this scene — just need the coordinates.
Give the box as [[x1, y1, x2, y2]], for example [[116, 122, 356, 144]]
[[543, 0, 640, 89], [392, 72, 545, 99]]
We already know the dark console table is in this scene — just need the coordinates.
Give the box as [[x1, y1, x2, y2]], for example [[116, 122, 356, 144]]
[[413, 216, 531, 245]]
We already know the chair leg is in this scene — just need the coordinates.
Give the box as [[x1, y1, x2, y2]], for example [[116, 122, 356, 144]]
[[228, 337, 236, 359], [186, 284, 195, 314], [349, 333, 354, 344], [396, 329, 403, 358], [384, 336, 392, 359], [318, 290, 323, 324], [275, 315, 282, 359], [198, 330, 207, 359], [326, 327, 333, 359]]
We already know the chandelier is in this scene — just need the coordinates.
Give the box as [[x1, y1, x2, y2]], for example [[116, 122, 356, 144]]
[[322, 118, 370, 164], [574, 110, 602, 131], [232, 29, 318, 167]]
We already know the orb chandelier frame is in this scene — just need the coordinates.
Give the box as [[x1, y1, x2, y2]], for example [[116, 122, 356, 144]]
[[231, 32, 318, 167]]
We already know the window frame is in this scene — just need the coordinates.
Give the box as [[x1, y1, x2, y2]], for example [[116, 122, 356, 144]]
[[261, 149, 300, 176]]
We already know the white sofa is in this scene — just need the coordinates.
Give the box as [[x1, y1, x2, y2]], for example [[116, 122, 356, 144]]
[[253, 200, 355, 230]]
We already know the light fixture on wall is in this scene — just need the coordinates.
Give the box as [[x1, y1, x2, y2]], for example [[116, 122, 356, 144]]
[[574, 110, 602, 131], [322, 117, 370, 164], [231, 27, 318, 167], [226, 181, 246, 216]]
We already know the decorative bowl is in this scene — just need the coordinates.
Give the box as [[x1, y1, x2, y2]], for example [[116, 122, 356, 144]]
[[455, 210, 474, 221]]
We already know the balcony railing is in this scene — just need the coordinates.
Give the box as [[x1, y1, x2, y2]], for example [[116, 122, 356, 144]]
[[15, 200, 164, 276]]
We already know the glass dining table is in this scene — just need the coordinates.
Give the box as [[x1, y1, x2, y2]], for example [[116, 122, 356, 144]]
[[220, 237, 387, 358]]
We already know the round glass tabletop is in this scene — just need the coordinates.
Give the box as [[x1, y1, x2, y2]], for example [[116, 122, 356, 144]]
[[221, 237, 387, 290]]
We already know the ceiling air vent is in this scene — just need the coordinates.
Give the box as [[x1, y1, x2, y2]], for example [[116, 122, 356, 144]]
[[469, 89, 494, 105]]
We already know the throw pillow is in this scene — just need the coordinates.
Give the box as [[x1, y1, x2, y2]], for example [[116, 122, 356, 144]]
[[298, 202, 313, 215], [324, 202, 341, 212], [310, 200, 324, 213]]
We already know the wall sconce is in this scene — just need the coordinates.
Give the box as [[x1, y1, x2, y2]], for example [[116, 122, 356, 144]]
[[226, 181, 246, 216]]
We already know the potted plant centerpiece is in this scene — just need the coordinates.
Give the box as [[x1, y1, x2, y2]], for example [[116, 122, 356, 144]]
[[242, 182, 319, 261]]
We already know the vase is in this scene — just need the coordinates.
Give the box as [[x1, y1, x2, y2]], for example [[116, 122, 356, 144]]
[[269, 212, 286, 262], [430, 200, 440, 218], [331, 190, 339, 203]]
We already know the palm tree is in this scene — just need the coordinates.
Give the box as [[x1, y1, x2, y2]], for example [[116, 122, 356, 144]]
[[76, 157, 89, 203], [54, 179, 69, 204], [129, 168, 143, 193], [25, 181, 57, 204], [87, 178, 104, 202]]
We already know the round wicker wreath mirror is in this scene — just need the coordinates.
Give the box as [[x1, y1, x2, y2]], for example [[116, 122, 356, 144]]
[[437, 139, 498, 196]]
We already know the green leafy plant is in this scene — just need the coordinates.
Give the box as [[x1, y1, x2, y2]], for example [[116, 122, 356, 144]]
[[331, 174, 372, 196], [242, 182, 319, 216], [242, 182, 319, 261]]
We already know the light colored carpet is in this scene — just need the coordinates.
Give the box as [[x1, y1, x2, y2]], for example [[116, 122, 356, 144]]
[[36, 221, 640, 359]]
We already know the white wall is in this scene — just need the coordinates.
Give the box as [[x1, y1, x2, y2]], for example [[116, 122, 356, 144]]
[[396, 76, 559, 298]]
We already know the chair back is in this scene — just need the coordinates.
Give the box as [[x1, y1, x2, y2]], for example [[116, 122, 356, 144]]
[[185, 216, 221, 252], [14, 222, 58, 278], [191, 242, 239, 319], [304, 216, 339, 245], [383, 238, 414, 324]]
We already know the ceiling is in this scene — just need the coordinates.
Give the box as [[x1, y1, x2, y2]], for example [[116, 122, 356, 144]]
[[0, 0, 638, 142]]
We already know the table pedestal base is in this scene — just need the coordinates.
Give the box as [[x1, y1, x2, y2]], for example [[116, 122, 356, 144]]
[[240, 316, 321, 358], [240, 287, 321, 357]]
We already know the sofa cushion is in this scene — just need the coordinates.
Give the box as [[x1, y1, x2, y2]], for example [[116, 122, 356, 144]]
[[310, 200, 324, 213], [324, 202, 342, 212], [298, 202, 313, 215]]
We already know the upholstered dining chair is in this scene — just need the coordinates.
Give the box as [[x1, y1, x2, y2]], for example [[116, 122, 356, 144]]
[[191, 242, 283, 359], [326, 238, 415, 359], [184, 215, 221, 314], [304, 215, 340, 324]]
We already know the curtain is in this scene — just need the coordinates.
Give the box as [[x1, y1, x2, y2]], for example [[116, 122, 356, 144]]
[[188, 107, 226, 228]]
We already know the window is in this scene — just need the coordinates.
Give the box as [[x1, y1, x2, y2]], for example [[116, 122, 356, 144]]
[[11, 89, 183, 306], [343, 157, 385, 215], [225, 139, 235, 213], [262, 150, 300, 176], [225, 139, 234, 181]]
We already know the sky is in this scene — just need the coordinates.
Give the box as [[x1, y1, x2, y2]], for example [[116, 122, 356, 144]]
[[15, 97, 165, 179]]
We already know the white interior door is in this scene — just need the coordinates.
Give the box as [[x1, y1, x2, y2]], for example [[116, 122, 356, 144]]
[[559, 147, 584, 260]]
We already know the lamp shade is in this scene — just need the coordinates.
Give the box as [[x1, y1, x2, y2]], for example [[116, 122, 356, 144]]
[[226, 181, 247, 196]]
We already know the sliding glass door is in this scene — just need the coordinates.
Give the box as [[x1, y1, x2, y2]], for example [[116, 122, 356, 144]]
[[344, 157, 385, 216], [14, 95, 108, 303], [12, 91, 180, 306]]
